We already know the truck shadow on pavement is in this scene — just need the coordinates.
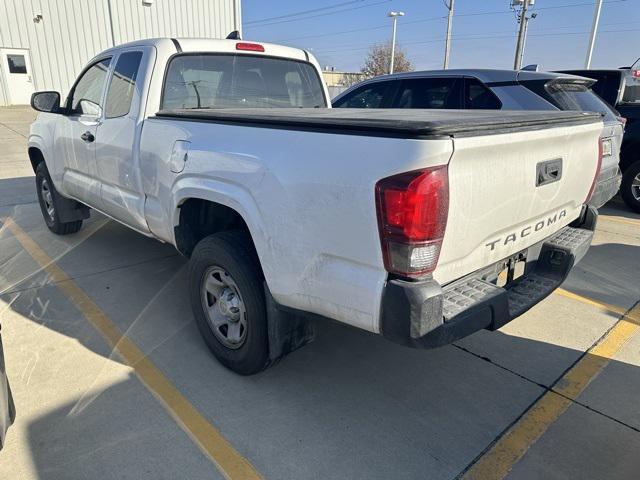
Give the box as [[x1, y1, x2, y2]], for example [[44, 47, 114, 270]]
[[1, 207, 639, 479]]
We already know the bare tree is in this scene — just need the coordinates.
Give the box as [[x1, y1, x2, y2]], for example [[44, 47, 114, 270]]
[[361, 42, 413, 78]]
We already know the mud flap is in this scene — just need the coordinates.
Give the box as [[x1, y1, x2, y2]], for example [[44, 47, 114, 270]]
[[54, 195, 90, 223], [264, 284, 316, 366]]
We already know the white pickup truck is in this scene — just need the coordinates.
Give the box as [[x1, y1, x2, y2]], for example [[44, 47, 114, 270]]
[[29, 38, 603, 374]]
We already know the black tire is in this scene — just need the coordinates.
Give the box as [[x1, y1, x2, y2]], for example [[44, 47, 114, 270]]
[[188, 231, 269, 375], [621, 160, 640, 214], [35, 162, 83, 235]]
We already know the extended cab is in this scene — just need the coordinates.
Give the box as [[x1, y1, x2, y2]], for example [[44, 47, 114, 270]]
[[29, 38, 603, 374]]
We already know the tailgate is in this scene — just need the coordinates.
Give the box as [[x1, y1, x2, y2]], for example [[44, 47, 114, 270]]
[[434, 121, 602, 285]]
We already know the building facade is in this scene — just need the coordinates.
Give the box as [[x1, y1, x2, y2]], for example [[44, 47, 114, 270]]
[[321, 69, 365, 99], [0, 0, 241, 105]]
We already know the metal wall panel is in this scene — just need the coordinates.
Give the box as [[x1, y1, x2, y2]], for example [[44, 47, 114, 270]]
[[0, 0, 240, 105]]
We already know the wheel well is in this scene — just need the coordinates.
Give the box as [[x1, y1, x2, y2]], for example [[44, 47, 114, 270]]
[[28, 147, 45, 173], [174, 199, 253, 257]]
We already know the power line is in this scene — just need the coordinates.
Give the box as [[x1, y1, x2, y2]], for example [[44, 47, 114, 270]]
[[274, 16, 445, 43], [244, 1, 364, 25], [269, 0, 629, 43], [313, 28, 640, 55], [244, 0, 393, 29], [302, 20, 638, 53]]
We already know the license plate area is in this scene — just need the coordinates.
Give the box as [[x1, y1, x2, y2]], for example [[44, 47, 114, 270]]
[[496, 252, 527, 288]]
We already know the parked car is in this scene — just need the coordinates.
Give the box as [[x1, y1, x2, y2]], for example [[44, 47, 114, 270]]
[[333, 69, 623, 209], [557, 61, 640, 212], [0, 323, 15, 450], [29, 38, 603, 375]]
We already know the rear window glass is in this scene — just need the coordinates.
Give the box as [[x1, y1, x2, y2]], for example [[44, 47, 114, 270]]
[[622, 60, 640, 104], [558, 71, 621, 106], [622, 74, 640, 104], [162, 54, 326, 109], [522, 79, 617, 121]]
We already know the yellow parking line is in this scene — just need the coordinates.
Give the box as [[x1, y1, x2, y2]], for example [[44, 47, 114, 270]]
[[556, 288, 640, 325], [1, 217, 262, 480], [599, 216, 640, 228], [463, 298, 640, 480]]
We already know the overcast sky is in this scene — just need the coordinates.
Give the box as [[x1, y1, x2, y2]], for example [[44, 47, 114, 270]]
[[242, 0, 639, 72]]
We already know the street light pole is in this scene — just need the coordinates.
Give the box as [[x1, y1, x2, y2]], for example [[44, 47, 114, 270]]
[[388, 11, 404, 74], [443, 0, 455, 69], [585, 0, 603, 68]]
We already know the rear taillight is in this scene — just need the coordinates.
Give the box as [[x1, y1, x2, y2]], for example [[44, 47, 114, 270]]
[[632, 70, 640, 78], [236, 42, 265, 52], [375, 166, 449, 278], [617, 116, 627, 127], [585, 138, 603, 204]]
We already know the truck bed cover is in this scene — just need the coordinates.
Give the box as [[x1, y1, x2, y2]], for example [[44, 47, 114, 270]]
[[155, 108, 602, 139]]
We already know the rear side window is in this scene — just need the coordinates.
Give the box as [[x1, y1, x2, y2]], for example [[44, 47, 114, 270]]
[[464, 78, 501, 109], [162, 54, 326, 109], [522, 79, 617, 122], [69, 58, 111, 116], [333, 82, 392, 108], [393, 78, 461, 109], [105, 51, 143, 118]]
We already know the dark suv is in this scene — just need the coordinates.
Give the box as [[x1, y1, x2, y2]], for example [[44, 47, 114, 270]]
[[557, 63, 640, 212], [333, 69, 624, 210]]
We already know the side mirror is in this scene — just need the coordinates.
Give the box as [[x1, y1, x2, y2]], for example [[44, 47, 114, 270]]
[[31, 91, 61, 113]]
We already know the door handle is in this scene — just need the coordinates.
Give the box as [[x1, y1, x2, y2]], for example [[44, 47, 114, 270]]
[[80, 131, 95, 143]]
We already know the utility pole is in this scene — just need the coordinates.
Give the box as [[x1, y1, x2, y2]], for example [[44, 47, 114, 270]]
[[585, 0, 603, 68], [513, 0, 533, 70], [388, 11, 404, 74], [443, 0, 455, 69], [106, 0, 116, 47]]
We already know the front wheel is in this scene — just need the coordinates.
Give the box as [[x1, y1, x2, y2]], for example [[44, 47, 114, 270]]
[[35, 162, 83, 235], [188, 231, 269, 375], [621, 161, 640, 214]]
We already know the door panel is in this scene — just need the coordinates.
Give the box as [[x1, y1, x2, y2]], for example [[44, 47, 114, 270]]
[[0, 48, 34, 105], [96, 47, 154, 233], [54, 58, 111, 206]]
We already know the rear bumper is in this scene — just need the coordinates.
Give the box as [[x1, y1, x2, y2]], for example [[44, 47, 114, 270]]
[[589, 167, 622, 209], [380, 206, 597, 349]]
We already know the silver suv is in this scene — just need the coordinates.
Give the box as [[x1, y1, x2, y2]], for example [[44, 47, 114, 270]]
[[333, 69, 624, 209]]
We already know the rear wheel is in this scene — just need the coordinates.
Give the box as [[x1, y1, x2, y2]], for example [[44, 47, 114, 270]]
[[621, 161, 640, 213], [35, 162, 83, 235], [188, 231, 269, 375]]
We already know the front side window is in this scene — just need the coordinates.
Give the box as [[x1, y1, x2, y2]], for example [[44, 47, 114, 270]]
[[69, 58, 111, 116], [333, 82, 392, 108], [162, 54, 326, 109], [105, 51, 143, 118], [7, 55, 27, 74], [465, 78, 501, 109], [393, 78, 461, 109]]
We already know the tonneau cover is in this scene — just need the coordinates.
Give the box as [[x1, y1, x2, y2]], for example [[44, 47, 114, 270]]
[[155, 108, 602, 139]]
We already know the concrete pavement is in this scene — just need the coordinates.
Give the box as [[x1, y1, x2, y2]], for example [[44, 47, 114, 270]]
[[1, 106, 639, 479]]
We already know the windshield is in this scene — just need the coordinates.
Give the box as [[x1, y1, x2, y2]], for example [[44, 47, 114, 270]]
[[521, 79, 617, 121], [162, 54, 326, 109]]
